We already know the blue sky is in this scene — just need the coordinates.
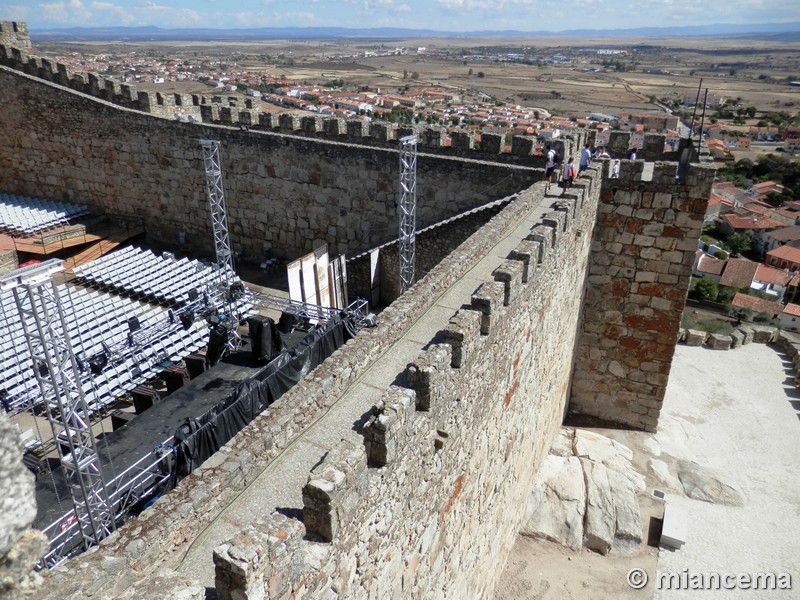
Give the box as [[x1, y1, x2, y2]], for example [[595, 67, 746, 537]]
[[0, 0, 798, 33]]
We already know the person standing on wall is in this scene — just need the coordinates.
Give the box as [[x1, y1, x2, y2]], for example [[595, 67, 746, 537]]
[[543, 144, 557, 194], [579, 143, 592, 175], [559, 156, 576, 196]]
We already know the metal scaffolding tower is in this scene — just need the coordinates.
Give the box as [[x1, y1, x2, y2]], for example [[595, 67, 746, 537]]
[[200, 139, 241, 353], [398, 135, 418, 294], [0, 260, 114, 548]]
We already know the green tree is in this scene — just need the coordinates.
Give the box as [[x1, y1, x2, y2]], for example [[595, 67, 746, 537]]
[[717, 285, 737, 304], [693, 278, 719, 302], [730, 307, 752, 324], [727, 233, 752, 256]]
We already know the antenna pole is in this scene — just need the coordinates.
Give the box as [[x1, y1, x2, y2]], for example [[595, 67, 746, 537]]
[[696, 89, 709, 158]]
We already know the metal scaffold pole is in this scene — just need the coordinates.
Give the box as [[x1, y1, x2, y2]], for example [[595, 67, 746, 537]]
[[1, 260, 114, 549], [398, 135, 418, 294], [200, 139, 234, 273], [200, 139, 242, 353]]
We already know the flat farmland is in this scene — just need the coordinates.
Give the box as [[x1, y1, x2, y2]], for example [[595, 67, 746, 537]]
[[37, 34, 800, 119]]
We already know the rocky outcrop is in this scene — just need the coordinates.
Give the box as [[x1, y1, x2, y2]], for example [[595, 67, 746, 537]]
[[522, 455, 585, 551], [522, 428, 644, 556], [676, 460, 746, 507], [580, 458, 616, 554]]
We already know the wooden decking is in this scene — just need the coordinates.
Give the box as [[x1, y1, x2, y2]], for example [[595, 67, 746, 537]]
[[11, 226, 103, 255], [63, 224, 145, 272]]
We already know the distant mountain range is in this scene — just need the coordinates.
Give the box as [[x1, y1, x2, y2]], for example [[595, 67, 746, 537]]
[[29, 22, 800, 42]]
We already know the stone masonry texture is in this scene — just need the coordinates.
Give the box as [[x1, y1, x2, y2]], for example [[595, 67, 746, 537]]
[[0, 39, 713, 599], [570, 160, 715, 431], [0, 66, 539, 263], [211, 182, 599, 600]]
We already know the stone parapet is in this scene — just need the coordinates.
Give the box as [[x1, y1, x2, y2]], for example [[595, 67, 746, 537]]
[[212, 170, 601, 600]]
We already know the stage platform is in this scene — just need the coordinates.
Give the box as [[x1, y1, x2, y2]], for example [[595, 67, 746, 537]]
[[33, 316, 345, 566]]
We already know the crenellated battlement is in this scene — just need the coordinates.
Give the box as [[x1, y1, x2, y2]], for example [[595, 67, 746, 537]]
[[211, 179, 596, 600], [0, 42, 252, 121], [0, 21, 29, 50], [0, 38, 681, 164], [1, 21, 716, 598]]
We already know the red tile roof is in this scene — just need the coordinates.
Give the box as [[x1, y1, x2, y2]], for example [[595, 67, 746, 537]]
[[782, 303, 800, 317], [731, 293, 781, 316], [767, 245, 800, 263], [722, 214, 783, 230], [768, 226, 800, 243], [719, 258, 759, 288], [695, 253, 725, 276], [754, 264, 795, 286]]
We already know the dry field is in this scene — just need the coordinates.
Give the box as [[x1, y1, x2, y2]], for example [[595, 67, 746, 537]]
[[36, 35, 800, 119]]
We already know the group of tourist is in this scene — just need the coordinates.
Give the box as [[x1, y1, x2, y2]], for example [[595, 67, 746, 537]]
[[542, 143, 641, 194]]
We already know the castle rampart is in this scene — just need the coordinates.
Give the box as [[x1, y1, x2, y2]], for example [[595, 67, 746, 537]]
[[570, 160, 714, 430], [0, 21, 29, 50], [26, 169, 603, 600], [0, 34, 677, 168], [0, 24, 714, 599], [0, 64, 540, 261], [212, 180, 596, 599]]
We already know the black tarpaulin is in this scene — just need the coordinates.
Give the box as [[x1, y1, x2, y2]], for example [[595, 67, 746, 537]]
[[170, 315, 349, 485]]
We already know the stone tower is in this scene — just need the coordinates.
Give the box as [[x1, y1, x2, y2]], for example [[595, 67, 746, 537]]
[[0, 21, 31, 51]]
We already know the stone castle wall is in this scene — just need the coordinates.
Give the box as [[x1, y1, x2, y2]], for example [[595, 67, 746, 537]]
[[0, 22, 29, 51], [0, 33, 677, 165], [570, 160, 714, 431], [25, 171, 598, 600], [0, 412, 49, 599], [0, 25, 713, 598], [347, 196, 513, 305], [15, 161, 711, 600], [0, 66, 539, 261], [210, 179, 600, 599]]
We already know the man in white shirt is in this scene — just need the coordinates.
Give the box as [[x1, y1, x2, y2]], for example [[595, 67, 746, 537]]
[[579, 143, 592, 174], [543, 145, 557, 193]]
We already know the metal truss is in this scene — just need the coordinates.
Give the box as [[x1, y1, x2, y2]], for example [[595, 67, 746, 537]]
[[200, 139, 241, 352], [398, 135, 418, 294], [0, 260, 114, 550], [38, 436, 174, 570], [247, 291, 369, 333], [200, 140, 234, 274]]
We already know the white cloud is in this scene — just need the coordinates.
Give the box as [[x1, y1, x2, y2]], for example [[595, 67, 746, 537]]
[[37, 0, 93, 25], [0, 5, 31, 20]]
